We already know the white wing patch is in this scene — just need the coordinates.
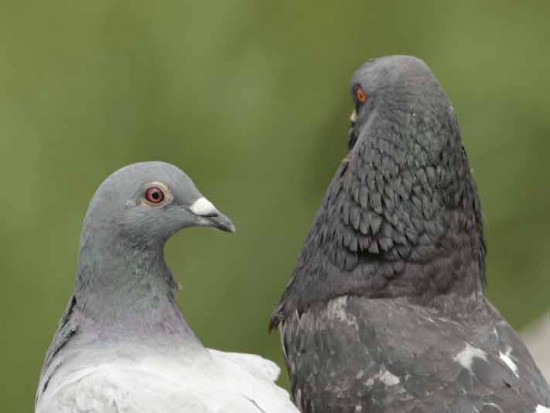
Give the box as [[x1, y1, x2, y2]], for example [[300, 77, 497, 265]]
[[379, 368, 400, 386], [482, 402, 503, 412], [453, 343, 487, 372], [498, 346, 519, 377], [535, 405, 550, 413], [326, 296, 359, 328], [365, 366, 400, 387]]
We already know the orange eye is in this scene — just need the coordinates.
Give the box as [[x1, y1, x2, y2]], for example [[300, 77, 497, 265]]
[[355, 86, 367, 104]]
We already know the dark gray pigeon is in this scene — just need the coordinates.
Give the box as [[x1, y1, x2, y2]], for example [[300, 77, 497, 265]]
[[271, 56, 550, 413], [36, 162, 298, 413]]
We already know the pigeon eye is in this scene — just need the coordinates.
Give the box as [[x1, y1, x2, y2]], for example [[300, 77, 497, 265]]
[[353, 85, 367, 105], [144, 186, 165, 205]]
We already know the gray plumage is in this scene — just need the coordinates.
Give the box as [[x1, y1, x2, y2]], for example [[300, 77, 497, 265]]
[[36, 161, 298, 413], [271, 56, 550, 412]]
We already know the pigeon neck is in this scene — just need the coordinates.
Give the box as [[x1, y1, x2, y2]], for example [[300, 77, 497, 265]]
[[276, 108, 486, 319], [74, 224, 197, 340]]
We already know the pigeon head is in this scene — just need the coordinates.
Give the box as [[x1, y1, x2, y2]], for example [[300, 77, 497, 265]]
[[272, 56, 486, 324], [82, 161, 235, 248], [75, 162, 234, 326], [348, 55, 449, 151]]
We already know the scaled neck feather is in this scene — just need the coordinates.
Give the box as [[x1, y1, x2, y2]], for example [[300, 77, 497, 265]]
[[273, 104, 486, 324]]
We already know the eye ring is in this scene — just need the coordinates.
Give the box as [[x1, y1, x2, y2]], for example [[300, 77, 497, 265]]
[[144, 186, 166, 205], [353, 85, 368, 105]]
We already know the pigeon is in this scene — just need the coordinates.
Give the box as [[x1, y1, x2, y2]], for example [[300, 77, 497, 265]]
[[36, 162, 298, 413], [271, 56, 550, 412]]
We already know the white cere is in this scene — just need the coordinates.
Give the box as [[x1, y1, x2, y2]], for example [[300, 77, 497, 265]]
[[190, 197, 217, 216]]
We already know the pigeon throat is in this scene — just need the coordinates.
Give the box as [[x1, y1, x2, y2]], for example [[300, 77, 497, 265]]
[[73, 224, 186, 334]]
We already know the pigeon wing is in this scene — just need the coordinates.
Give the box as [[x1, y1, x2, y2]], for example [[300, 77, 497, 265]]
[[281, 296, 550, 413]]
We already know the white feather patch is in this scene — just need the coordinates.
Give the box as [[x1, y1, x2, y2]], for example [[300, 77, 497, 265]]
[[453, 343, 487, 372], [498, 347, 519, 377], [365, 366, 400, 387]]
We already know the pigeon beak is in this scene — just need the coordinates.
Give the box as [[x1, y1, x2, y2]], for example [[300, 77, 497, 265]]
[[189, 197, 236, 233]]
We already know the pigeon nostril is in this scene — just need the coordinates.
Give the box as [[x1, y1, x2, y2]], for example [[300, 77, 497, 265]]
[[201, 212, 219, 218]]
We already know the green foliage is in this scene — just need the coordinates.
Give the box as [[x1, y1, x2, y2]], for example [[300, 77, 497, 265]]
[[0, 1, 548, 410]]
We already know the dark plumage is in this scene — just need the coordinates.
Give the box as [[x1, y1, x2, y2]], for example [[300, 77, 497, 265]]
[[271, 56, 550, 412]]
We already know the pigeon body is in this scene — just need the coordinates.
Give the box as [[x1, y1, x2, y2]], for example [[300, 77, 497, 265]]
[[271, 56, 550, 412], [36, 162, 298, 413]]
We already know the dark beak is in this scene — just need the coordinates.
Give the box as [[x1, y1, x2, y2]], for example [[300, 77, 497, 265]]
[[202, 211, 236, 233], [189, 197, 236, 233]]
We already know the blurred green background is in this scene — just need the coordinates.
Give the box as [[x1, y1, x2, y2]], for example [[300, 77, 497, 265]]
[[1, 0, 549, 411]]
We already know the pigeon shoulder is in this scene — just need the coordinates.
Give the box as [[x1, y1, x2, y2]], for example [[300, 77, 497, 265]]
[[483, 299, 550, 401], [281, 295, 550, 412], [35, 360, 213, 413], [36, 295, 80, 406], [207, 349, 281, 382], [208, 349, 298, 412]]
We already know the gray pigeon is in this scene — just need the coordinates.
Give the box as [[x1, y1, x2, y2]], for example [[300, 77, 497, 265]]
[[36, 162, 298, 413], [271, 56, 550, 412]]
